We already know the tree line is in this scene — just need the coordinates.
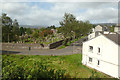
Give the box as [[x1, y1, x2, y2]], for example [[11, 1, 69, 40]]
[[1, 13, 93, 43], [1, 13, 56, 43]]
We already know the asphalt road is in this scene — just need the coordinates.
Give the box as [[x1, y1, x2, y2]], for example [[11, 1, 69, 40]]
[[1, 39, 83, 55]]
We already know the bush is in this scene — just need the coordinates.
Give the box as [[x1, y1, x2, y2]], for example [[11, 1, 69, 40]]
[[2, 57, 66, 80]]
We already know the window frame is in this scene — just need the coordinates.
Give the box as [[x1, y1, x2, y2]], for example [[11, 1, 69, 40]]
[[89, 57, 92, 63], [98, 47, 101, 55], [89, 46, 93, 53], [97, 60, 100, 66]]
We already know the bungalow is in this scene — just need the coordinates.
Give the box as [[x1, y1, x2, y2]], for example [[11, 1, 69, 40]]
[[82, 33, 120, 78]]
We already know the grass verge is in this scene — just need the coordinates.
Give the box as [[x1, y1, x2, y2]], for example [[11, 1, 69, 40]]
[[2, 54, 110, 78]]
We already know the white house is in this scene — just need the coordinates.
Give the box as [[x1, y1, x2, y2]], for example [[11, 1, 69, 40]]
[[88, 25, 116, 40], [114, 24, 120, 34], [94, 25, 110, 32], [82, 34, 120, 78]]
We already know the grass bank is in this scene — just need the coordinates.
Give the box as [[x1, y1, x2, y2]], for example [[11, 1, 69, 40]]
[[2, 54, 110, 79]]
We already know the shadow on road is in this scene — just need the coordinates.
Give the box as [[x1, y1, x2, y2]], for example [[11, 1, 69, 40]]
[[0, 50, 20, 55]]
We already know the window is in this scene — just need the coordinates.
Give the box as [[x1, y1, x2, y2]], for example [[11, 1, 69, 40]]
[[89, 57, 92, 62], [89, 46, 93, 52], [98, 47, 100, 53], [98, 60, 100, 65]]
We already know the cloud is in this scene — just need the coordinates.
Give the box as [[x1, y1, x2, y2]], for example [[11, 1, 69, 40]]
[[76, 7, 118, 23], [2, 0, 119, 2], [1, 2, 118, 27]]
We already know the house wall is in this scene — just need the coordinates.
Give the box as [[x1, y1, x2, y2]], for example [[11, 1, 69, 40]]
[[118, 46, 120, 78], [82, 35, 119, 78], [114, 27, 120, 34], [94, 25, 103, 32], [88, 32, 95, 40]]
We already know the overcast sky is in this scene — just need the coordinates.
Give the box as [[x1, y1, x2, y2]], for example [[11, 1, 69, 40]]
[[1, 1, 118, 27]]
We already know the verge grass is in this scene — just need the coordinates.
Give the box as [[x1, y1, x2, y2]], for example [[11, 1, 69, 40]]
[[2, 54, 110, 78]]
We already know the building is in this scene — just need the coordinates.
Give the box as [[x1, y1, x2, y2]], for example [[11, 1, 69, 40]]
[[94, 25, 110, 32], [82, 34, 120, 78], [88, 25, 116, 40], [114, 24, 120, 34]]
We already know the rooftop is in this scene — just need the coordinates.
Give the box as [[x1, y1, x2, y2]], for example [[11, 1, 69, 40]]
[[104, 34, 120, 45]]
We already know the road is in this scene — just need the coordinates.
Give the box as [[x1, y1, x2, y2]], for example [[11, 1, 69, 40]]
[[1, 39, 83, 55]]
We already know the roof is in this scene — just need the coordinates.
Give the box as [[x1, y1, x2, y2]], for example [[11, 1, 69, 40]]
[[104, 34, 120, 45]]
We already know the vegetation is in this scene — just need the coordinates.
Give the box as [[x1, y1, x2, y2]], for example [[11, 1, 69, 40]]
[[59, 13, 93, 39], [2, 55, 66, 80], [110, 25, 115, 32], [1, 13, 93, 45], [2, 13, 20, 42], [2, 54, 110, 79], [1, 13, 57, 44]]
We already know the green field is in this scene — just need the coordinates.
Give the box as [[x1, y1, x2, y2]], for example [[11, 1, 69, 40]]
[[2, 54, 110, 79]]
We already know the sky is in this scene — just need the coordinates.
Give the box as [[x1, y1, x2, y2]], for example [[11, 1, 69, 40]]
[[0, 0, 118, 27]]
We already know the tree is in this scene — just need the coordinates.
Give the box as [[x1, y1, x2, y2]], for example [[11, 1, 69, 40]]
[[32, 31, 39, 38], [59, 13, 77, 39], [46, 25, 56, 30], [2, 13, 13, 42], [12, 19, 20, 42], [59, 13, 93, 39], [19, 27, 25, 36], [26, 28, 32, 35]]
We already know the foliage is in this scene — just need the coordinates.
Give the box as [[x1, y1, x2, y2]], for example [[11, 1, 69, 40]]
[[32, 31, 39, 38], [2, 54, 110, 79], [46, 25, 56, 30], [19, 27, 25, 36], [2, 55, 66, 80], [1, 12, 92, 44], [57, 45, 66, 49], [59, 13, 93, 39], [26, 28, 32, 35], [110, 25, 115, 32], [1, 13, 22, 42]]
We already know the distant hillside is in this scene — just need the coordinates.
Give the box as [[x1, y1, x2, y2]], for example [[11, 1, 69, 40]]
[[93, 23, 116, 26], [20, 25, 46, 28]]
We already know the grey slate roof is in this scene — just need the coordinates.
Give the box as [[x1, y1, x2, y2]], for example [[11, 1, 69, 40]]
[[104, 34, 120, 45]]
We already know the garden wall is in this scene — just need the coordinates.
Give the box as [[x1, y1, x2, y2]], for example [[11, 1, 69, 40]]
[[49, 40, 64, 49], [2, 43, 44, 50]]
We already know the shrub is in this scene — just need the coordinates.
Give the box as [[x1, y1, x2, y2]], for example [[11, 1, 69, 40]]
[[2, 58, 66, 80]]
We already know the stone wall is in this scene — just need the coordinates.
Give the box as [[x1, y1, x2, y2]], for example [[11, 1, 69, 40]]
[[49, 40, 64, 49], [2, 43, 44, 50]]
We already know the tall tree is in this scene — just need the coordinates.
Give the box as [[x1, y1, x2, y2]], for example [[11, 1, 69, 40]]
[[12, 19, 20, 41], [59, 13, 92, 39], [2, 13, 13, 42], [59, 13, 77, 39], [19, 27, 25, 36]]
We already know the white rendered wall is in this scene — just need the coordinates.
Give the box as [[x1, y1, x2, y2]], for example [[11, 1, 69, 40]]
[[82, 35, 119, 78], [114, 27, 120, 34], [94, 25, 103, 32]]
